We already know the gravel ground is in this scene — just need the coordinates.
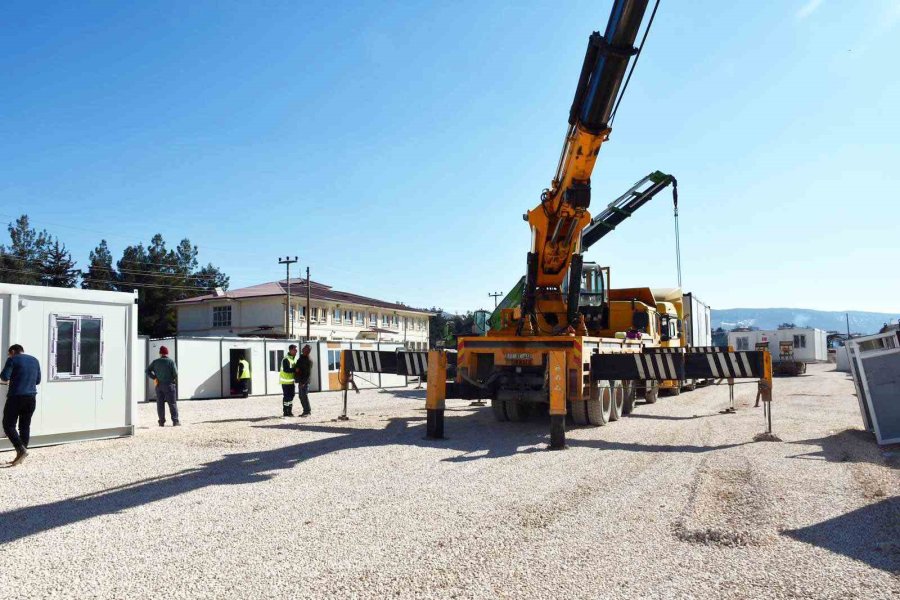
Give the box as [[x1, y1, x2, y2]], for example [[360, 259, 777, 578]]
[[1, 363, 898, 599]]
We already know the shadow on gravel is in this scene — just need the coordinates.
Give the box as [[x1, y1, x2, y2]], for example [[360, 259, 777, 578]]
[[0, 410, 750, 545], [626, 413, 719, 422], [197, 416, 283, 425], [378, 389, 427, 400], [783, 497, 900, 573], [787, 429, 899, 470]]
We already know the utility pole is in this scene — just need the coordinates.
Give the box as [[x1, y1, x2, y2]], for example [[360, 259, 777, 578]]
[[846, 312, 851, 339], [279, 256, 298, 338], [489, 291, 504, 309], [306, 266, 311, 341]]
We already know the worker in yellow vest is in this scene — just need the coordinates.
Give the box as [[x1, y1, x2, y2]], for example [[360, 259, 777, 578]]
[[237, 357, 251, 398], [280, 344, 298, 416]]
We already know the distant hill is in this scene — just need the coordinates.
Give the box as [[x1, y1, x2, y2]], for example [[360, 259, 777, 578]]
[[711, 308, 900, 335]]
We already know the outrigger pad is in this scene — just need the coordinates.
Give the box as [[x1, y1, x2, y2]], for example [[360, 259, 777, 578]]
[[590, 348, 684, 381]]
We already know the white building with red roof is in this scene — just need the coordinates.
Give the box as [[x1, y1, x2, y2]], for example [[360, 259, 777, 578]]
[[171, 278, 433, 349]]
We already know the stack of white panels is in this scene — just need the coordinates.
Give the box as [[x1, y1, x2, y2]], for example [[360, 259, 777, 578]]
[[847, 331, 900, 445]]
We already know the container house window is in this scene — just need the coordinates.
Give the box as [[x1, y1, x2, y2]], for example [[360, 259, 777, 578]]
[[793, 334, 807, 349], [49, 314, 104, 380], [736, 336, 749, 350], [213, 306, 232, 327], [269, 350, 285, 372], [327, 350, 342, 372]]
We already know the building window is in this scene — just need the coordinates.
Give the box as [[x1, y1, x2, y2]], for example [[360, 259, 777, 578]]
[[311, 307, 320, 322], [793, 334, 807, 349], [355, 311, 363, 325], [213, 306, 232, 327], [299, 305, 306, 318], [369, 313, 377, 326], [392, 315, 399, 327], [333, 308, 341, 324], [269, 350, 285, 372], [381, 314, 388, 326], [49, 314, 104, 380], [343, 310, 352, 324], [327, 350, 343, 372], [736, 336, 749, 350]]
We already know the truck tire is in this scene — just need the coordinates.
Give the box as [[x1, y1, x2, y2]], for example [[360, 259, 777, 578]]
[[609, 380, 624, 421], [644, 381, 659, 404], [570, 400, 588, 426], [686, 380, 697, 392], [586, 379, 611, 426], [622, 381, 636, 416], [505, 399, 529, 422], [491, 398, 508, 421]]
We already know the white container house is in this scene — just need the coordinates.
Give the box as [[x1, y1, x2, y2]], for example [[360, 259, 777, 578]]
[[0, 283, 139, 451], [141, 336, 409, 401], [728, 327, 828, 362]]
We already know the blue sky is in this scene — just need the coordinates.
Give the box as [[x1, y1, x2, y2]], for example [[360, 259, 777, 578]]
[[2, 0, 899, 313]]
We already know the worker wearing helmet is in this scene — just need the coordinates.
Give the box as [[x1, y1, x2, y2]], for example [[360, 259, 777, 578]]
[[280, 345, 298, 417]]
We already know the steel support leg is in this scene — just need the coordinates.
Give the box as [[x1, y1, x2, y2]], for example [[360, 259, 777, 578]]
[[548, 351, 567, 450], [425, 350, 447, 440]]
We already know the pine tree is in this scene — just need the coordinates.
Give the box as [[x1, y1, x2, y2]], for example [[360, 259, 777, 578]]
[[0, 215, 49, 285], [82, 240, 118, 290], [41, 238, 80, 288]]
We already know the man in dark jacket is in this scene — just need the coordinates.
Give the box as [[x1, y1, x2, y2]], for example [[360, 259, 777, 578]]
[[1, 344, 41, 466], [146, 346, 179, 426], [294, 344, 314, 417]]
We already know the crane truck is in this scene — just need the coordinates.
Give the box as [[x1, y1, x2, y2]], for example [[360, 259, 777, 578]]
[[339, 0, 774, 448], [448, 0, 662, 446]]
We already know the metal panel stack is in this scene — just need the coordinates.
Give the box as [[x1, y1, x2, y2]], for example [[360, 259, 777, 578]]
[[846, 331, 900, 445]]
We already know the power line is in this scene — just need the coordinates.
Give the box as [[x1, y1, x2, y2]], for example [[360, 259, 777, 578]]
[[0, 266, 219, 292], [0, 250, 224, 282]]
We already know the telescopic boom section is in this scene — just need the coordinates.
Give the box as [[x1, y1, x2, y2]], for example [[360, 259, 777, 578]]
[[522, 0, 650, 327]]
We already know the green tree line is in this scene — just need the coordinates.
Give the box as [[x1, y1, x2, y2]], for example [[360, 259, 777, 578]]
[[0, 215, 229, 336]]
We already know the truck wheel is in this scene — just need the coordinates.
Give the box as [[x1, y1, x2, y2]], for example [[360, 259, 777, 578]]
[[622, 381, 636, 416], [670, 385, 682, 397], [644, 381, 659, 404], [686, 380, 697, 392], [609, 380, 624, 421], [570, 400, 588, 425], [491, 398, 508, 421], [505, 399, 529, 422], [587, 379, 612, 426]]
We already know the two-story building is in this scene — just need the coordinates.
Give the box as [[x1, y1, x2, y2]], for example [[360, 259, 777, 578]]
[[171, 278, 432, 349]]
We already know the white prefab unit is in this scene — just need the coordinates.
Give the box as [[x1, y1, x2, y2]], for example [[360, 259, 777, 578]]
[[835, 345, 851, 372], [142, 337, 410, 401], [0, 283, 139, 451], [682, 293, 711, 347], [846, 331, 900, 445], [728, 327, 828, 362]]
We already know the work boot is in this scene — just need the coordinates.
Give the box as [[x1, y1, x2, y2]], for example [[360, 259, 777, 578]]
[[283, 410, 293, 418], [173, 421, 181, 426], [10, 450, 28, 466], [299, 412, 311, 418], [158, 421, 165, 427]]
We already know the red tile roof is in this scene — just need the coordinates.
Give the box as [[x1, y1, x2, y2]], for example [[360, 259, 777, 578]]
[[171, 278, 433, 314]]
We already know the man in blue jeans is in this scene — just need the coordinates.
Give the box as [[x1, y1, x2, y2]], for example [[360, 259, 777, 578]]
[[0, 344, 41, 466], [146, 345, 179, 426]]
